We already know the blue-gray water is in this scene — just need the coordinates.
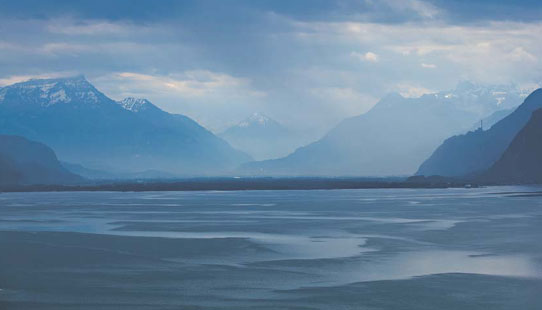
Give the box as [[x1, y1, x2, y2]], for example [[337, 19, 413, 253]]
[[1, 187, 542, 309]]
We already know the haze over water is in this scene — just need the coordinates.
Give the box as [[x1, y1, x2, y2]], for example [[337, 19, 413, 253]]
[[1, 187, 542, 309]]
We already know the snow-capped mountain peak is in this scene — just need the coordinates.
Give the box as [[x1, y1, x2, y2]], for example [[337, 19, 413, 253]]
[[220, 112, 297, 161], [238, 112, 274, 128], [374, 82, 529, 118], [436, 81, 530, 116], [0, 75, 104, 107]]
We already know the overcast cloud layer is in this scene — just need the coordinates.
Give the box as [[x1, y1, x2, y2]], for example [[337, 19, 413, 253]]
[[0, 0, 541, 134]]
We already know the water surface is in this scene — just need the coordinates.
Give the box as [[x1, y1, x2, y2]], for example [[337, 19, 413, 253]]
[[1, 187, 542, 309]]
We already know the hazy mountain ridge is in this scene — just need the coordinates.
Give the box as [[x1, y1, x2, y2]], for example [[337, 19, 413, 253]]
[[0, 77, 530, 179], [417, 88, 542, 177], [469, 108, 515, 132], [0, 135, 82, 185], [240, 83, 525, 176], [0, 76, 251, 176], [220, 112, 304, 160]]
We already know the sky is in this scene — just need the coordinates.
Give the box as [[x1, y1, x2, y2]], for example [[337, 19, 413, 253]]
[[0, 0, 541, 134]]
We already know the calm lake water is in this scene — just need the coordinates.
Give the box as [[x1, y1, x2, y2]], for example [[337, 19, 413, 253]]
[[1, 187, 542, 309]]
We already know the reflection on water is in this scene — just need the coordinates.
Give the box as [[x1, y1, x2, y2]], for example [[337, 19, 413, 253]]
[[343, 250, 538, 283]]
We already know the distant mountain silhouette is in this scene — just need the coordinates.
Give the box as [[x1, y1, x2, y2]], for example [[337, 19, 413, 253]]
[[417, 89, 542, 177], [240, 83, 524, 176], [468, 108, 514, 132], [483, 108, 542, 183], [62, 161, 178, 180], [220, 112, 303, 160], [0, 77, 250, 175], [61, 162, 115, 180], [0, 135, 82, 185]]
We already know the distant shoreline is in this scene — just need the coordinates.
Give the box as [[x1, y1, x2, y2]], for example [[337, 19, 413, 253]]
[[0, 177, 479, 193]]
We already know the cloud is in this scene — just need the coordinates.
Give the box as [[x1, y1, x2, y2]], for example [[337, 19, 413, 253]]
[[310, 87, 378, 115], [39, 43, 91, 56], [0, 72, 77, 86], [383, 0, 440, 19], [351, 51, 379, 63], [394, 83, 435, 98], [0, 2, 541, 135], [421, 63, 436, 69], [0, 41, 22, 51], [507, 47, 537, 63], [90, 71, 266, 131], [47, 20, 136, 35], [392, 44, 453, 56], [294, 20, 542, 85], [1, 0, 541, 24], [96, 71, 265, 99]]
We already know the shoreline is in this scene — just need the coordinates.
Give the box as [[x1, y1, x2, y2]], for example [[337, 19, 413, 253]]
[[0, 177, 479, 193]]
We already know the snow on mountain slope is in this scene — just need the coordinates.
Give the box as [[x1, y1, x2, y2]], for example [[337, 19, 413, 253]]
[[118, 97, 156, 112], [0, 75, 105, 107]]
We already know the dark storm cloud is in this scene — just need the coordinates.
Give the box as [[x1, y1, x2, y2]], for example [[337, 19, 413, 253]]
[[430, 0, 542, 23], [1, 0, 541, 24]]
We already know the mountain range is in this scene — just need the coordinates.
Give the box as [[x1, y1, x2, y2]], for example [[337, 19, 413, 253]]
[[417, 88, 542, 177], [0, 76, 251, 176], [0, 135, 81, 185], [1, 76, 537, 182], [240, 83, 526, 176], [220, 112, 303, 160]]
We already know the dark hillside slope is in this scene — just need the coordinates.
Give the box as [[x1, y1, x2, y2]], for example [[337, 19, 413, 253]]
[[484, 108, 542, 183], [417, 89, 542, 177], [0, 135, 82, 185]]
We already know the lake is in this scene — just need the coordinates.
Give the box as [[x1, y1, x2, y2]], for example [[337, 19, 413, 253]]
[[1, 187, 542, 309]]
